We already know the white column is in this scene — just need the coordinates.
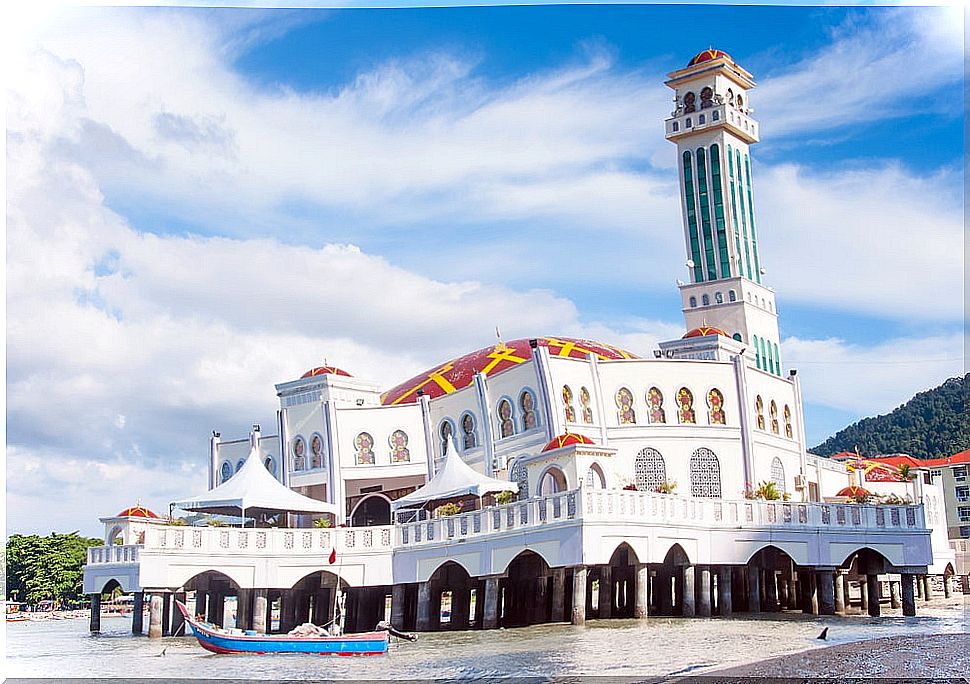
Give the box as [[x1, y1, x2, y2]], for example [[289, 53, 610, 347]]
[[473, 372, 497, 476]]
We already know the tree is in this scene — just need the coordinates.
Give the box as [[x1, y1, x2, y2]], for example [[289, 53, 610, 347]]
[[6, 532, 103, 606]]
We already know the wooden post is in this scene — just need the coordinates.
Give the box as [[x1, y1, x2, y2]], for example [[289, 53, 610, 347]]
[[571, 567, 587, 625], [416, 582, 432, 631], [901, 574, 916, 616], [922, 575, 933, 601], [598, 566, 612, 619], [889, 581, 901, 609], [131, 592, 143, 635], [718, 567, 733, 616], [747, 566, 761, 613], [89, 593, 101, 634], [551, 568, 566, 622], [391, 584, 406, 629], [867, 575, 881, 617], [817, 570, 835, 615], [483, 577, 501, 629]]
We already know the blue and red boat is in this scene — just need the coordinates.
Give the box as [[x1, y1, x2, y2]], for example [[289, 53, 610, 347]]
[[175, 601, 389, 656]]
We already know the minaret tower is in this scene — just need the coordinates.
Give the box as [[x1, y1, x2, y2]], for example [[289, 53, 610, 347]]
[[664, 49, 783, 376]]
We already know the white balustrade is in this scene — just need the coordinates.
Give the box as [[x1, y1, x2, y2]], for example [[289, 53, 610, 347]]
[[86, 544, 140, 565], [139, 525, 394, 557]]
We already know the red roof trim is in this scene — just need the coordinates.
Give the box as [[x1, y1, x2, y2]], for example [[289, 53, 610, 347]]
[[542, 432, 595, 452]]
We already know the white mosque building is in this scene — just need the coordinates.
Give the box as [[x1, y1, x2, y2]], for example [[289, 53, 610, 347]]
[[83, 49, 949, 639]]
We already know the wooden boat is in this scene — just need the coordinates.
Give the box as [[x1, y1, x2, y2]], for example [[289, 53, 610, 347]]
[[175, 601, 389, 656]]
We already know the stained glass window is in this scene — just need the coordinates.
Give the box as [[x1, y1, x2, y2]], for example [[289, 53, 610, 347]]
[[616, 387, 636, 424], [635, 448, 666, 493], [461, 413, 477, 449], [355, 432, 375, 465], [677, 387, 696, 424], [236, 459, 245, 473], [646, 387, 666, 424], [440, 420, 454, 455], [707, 388, 726, 425], [562, 385, 576, 423], [770, 401, 779, 434], [292, 436, 306, 471], [310, 434, 323, 469], [690, 448, 721, 498], [220, 461, 232, 483], [389, 430, 410, 463], [784, 405, 793, 439], [755, 395, 765, 430], [683, 91, 696, 113], [580, 387, 593, 424], [700, 86, 713, 109], [520, 391, 537, 430], [498, 400, 515, 438]]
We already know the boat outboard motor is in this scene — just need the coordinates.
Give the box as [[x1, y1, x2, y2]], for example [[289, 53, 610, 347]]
[[375, 620, 418, 642]]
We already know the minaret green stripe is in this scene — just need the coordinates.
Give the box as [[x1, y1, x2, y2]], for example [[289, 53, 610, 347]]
[[695, 148, 717, 281], [682, 151, 703, 283], [709, 144, 731, 279], [727, 144, 744, 279], [735, 150, 753, 281], [745, 154, 762, 284]]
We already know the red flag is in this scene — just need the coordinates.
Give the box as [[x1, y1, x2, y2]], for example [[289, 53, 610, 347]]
[[328, 548, 337, 564]]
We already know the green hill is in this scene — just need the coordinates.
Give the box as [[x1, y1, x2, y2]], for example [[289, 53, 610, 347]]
[[811, 374, 969, 459]]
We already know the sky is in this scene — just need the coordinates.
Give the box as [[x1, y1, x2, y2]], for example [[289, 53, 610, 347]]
[[4, 1, 966, 537]]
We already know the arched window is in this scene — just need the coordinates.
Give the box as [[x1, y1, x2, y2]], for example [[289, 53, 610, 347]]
[[310, 434, 324, 469], [760, 338, 768, 371], [264, 456, 277, 476], [683, 91, 696, 113], [677, 387, 696, 424], [498, 399, 515, 438], [702, 294, 710, 306], [753, 334, 761, 369], [698, 114, 706, 125], [728, 290, 736, 302], [389, 430, 410, 462], [615, 387, 636, 424], [292, 436, 306, 471], [646, 386, 666, 423], [771, 457, 786, 494], [774, 342, 781, 375], [712, 110, 720, 121], [220, 461, 232, 483], [689, 296, 697, 308], [755, 395, 765, 430], [539, 467, 567, 495], [585, 464, 606, 489], [736, 94, 744, 109], [690, 448, 721, 498], [686, 116, 692, 128], [562, 385, 576, 423], [439, 420, 454, 455], [635, 448, 667, 492], [519, 391, 537, 430], [784, 405, 793, 439], [726, 88, 734, 105], [707, 388, 726, 425], [354, 432, 375, 465], [715, 291, 723, 304], [236, 459, 245, 473], [509, 459, 529, 500], [700, 86, 713, 109], [732, 333, 742, 342], [580, 386, 594, 424], [460, 413, 477, 449], [767, 343, 775, 375], [672, 121, 679, 132], [770, 401, 779, 434]]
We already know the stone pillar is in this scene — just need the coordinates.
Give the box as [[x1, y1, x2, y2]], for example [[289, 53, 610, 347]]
[[764, 570, 778, 611], [841, 575, 851, 610], [598, 566, 613, 619], [922, 575, 933, 601], [889, 581, 901, 609], [148, 594, 164, 639], [916, 575, 923, 598], [634, 565, 650, 619], [833, 574, 845, 614], [280, 591, 297, 632], [571, 567, 587, 625], [866, 575, 881, 617], [817, 571, 836, 615], [778, 574, 789, 610], [959, 575, 969, 595], [901, 574, 917, 616], [484, 577, 501, 629], [717, 567, 733, 616], [253, 589, 268, 634], [171, 592, 186, 636], [236, 589, 252, 630], [681, 566, 696, 617], [552, 568, 566, 622], [416, 582, 433, 632], [391, 584, 406, 629], [161, 593, 172, 636], [859, 579, 869, 611], [943, 575, 952, 598], [209, 593, 225, 627], [89, 593, 101, 634], [131, 592, 144, 635], [747, 567, 761, 613], [697, 567, 712, 617], [658, 571, 672, 615], [452, 587, 471, 629]]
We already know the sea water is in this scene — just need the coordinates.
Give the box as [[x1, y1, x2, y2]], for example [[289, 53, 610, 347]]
[[5, 603, 968, 680]]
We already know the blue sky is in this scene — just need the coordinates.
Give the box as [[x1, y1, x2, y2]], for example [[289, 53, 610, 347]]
[[5, 1, 965, 535]]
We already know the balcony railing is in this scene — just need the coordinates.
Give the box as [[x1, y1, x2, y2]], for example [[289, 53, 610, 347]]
[[87, 544, 140, 565], [140, 525, 394, 556]]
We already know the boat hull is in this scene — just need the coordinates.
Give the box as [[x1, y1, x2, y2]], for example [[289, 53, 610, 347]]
[[176, 601, 388, 656]]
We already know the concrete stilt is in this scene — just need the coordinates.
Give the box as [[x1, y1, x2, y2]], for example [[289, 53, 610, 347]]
[[416, 582, 432, 631], [859, 579, 869, 611], [901, 574, 916, 616], [210, 593, 225, 627], [681, 566, 696, 617], [833, 574, 845, 614], [571, 567, 587, 625], [634, 564, 649, 619], [391, 584, 406, 629], [483, 577, 501, 629], [253, 589, 268, 634], [658, 570, 672, 614], [764, 570, 778, 611], [236, 589, 252, 630], [943, 575, 952, 598], [889, 581, 901, 609], [922, 575, 933, 601], [552, 568, 566, 622], [194, 590, 207, 620], [778, 574, 789, 609], [131, 592, 144, 635], [747, 567, 761, 613], [89, 593, 101, 634], [598, 566, 612, 619], [841, 575, 851, 610], [161, 593, 172, 636], [915, 575, 923, 598], [171, 592, 186, 635], [718, 567, 733, 616], [697, 567, 712, 617], [817, 570, 836, 615], [867, 575, 881, 617], [148, 594, 164, 639]]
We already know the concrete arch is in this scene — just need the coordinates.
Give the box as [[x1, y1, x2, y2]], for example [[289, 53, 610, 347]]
[[288, 568, 351, 591], [942, 562, 955, 577], [349, 493, 392, 527], [106, 525, 123, 545], [657, 541, 692, 567], [837, 546, 898, 573], [95, 577, 131, 595], [537, 464, 568, 496], [496, 547, 555, 577], [585, 462, 607, 489], [588, 537, 650, 567], [744, 543, 802, 567], [417, 557, 478, 584], [276, 564, 360, 589], [170, 567, 245, 592]]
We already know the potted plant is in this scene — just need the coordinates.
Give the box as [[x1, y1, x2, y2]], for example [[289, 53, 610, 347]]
[[435, 502, 462, 517], [655, 480, 677, 494], [493, 491, 515, 506]]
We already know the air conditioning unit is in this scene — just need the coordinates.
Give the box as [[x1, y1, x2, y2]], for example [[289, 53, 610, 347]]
[[794, 474, 807, 490]]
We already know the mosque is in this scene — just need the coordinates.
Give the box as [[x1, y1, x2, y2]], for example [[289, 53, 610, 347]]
[[83, 49, 951, 639]]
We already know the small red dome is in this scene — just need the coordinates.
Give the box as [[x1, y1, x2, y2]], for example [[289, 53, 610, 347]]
[[836, 485, 872, 499], [542, 433, 595, 452], [683, 326, 728, 339], [301, 365, 352, 379], [688, 49, 733, 67], [117, 505, 159, 518]]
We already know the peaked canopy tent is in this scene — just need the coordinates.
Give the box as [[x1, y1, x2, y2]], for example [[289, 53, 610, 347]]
[[171, 447, 338, 519], [391, 436, 518, 511]]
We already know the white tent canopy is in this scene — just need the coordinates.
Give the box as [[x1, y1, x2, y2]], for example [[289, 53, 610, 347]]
[[171, 447, 338, 517], [391, 436, 518, 510]]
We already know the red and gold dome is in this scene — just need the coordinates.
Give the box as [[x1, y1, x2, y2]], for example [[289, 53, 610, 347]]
[[683, 325, 728, 339], [301, 365, 352, 379], [542, 432, 595, 452], [836, 485, 872, 499], [381, 337, 638, 405], [117, 505, 159, 518], [688, 49, 733, 67]]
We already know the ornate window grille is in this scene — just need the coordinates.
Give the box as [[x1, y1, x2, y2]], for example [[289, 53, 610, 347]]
[[635, 447, 667, 493], [689, 447, 722, 498]]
